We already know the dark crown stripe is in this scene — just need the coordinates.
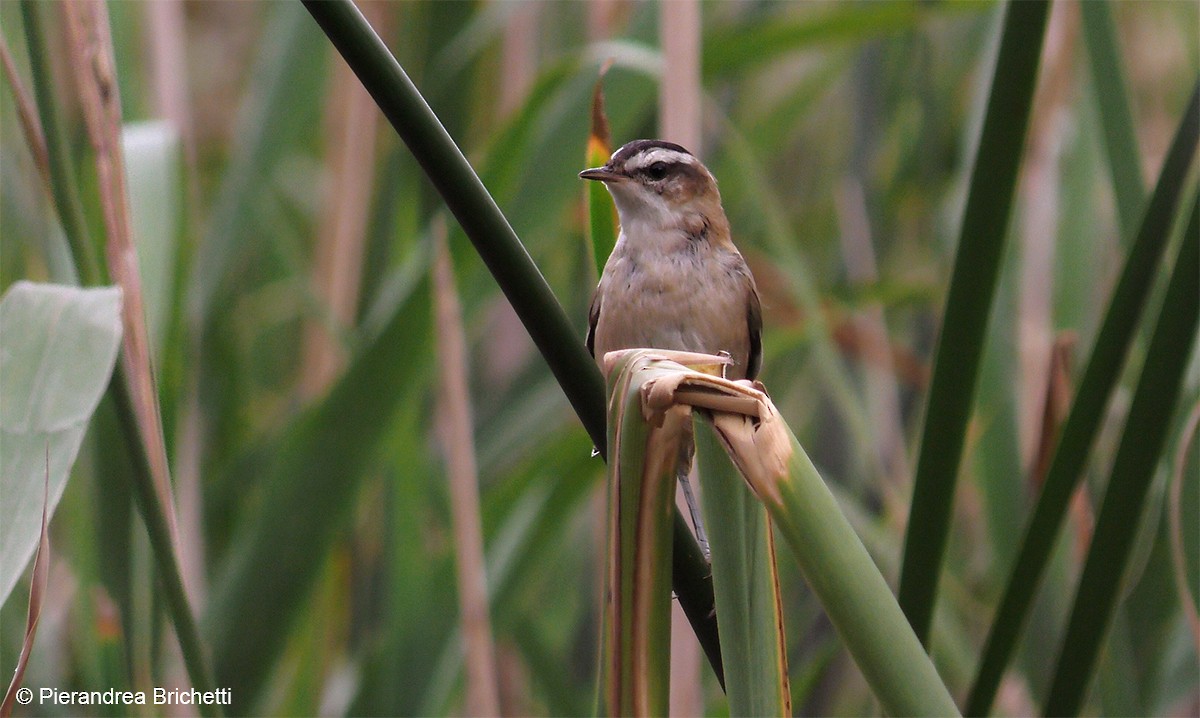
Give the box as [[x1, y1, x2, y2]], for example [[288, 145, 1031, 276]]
[[610, 139, 694, 166]]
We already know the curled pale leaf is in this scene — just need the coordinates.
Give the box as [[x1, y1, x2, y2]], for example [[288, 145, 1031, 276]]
[[708, 405, 793, 508], [0, 282, 122, 606], [601, 347, 731, 381], [612, 349, 794, 506]]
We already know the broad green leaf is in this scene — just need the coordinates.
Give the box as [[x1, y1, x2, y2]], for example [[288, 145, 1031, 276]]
[[599, 351, 681, 717], [0, 282, 122, 606], [696, 423, 790, 717]]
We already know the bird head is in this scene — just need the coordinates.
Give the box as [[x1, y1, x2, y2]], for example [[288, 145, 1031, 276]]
[[580, 139, 725, 234]]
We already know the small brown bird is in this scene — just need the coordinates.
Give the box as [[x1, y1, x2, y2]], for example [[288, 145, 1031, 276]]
[[581, 139, 762, 553], [581, 139, 761, 381]]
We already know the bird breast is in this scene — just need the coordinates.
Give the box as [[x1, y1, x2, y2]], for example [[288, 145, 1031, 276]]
[[593, 232, 754, 379]]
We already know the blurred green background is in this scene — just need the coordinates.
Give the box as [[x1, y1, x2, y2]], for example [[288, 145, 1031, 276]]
[[1, 0, 1196, 715]]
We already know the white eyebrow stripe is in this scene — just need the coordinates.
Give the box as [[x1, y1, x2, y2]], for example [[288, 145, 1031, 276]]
[[624, 148, 697, 171]]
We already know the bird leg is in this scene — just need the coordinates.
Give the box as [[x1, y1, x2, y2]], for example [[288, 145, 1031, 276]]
[[677, 432, 710, 561]]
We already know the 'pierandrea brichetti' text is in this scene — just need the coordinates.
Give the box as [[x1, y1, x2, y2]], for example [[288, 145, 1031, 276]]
[[39, 687, 232, 706]]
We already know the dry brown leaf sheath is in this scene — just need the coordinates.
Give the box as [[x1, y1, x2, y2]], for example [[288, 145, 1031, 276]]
[[1, 450, 52, 718], [605, 349, 794, 506]]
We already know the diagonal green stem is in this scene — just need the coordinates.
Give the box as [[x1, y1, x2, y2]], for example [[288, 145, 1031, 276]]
[[1080, 0, 1146, 240], [300, 0, 723, 683], [695, 425, 789, 716], [302, 0, 603, 449], [1045, 194, 1200, 716], [898, 0, 1049, 643], [699, 411, 960, 717], [966, 83, 1198, 717], [109, 372, 220, 717]]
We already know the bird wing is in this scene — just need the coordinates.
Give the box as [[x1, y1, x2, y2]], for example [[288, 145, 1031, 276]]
[[586, 289, 601, 358], [746, 283, 763, 381]]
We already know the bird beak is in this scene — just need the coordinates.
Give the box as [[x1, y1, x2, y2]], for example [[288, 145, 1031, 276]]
[[579, 166, 623, 182]]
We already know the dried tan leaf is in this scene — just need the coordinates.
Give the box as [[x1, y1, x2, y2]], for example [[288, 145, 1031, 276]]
[[2, 449, 52, 718], [615, 350, 795, 506], [62, 0, 178, 538]]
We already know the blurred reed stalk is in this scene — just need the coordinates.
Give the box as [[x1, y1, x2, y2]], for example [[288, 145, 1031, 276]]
[[299, 1, 384, 398], [292, 4, 386, 703], [143, 0, 197, 189], [482, 0, 539, 393], [586, 0, 620, 42], [433, 226, 503, 717], [1016, 0, 1075, 473], [967, 81, 1198, 717], [140, 0, 209, 614], [659, 0, 702, 154], [42, 0, 220, 710], [0, 35, 50, 193], [837, 43, 910, 496], [499, 0, 536, 119], [834, 176, 910, 495], [659, 1, 704, 713], [62, 0, 177, 545]]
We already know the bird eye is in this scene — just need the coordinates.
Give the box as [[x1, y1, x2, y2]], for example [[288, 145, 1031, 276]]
[[645, 162, 669, 181]]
